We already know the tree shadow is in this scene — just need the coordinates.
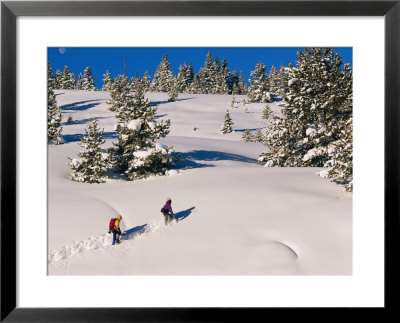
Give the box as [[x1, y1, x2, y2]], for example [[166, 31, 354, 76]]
[[102, 132, 118, 140], [173, 157, 213, 170], [62, 131, 117, 143], [106, 169, 127, 180], [234, 128, 259, 133], [175, 207, 195, 222], [62, 116, 110, 126], [155, 113, 168, 119], [150, 100, 169, 107], [174, 150, 258, 170], [62, 134, 84, 143], [121, 224, 148, 241], [150, 97, 195, 107], [61, 100, 105, 111], [177, 97, 195, 102]]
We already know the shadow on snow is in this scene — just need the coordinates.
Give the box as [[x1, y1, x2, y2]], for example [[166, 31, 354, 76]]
[[155, 113, 168, 119], [175, 206, 195, 222], [61, 116, 111, 126], [121, 224, 148, 240], [150, 97, 195, 107], [234, 128, 261, 133], [120, 207, 195, 241], [62, 131, 117, 143], [61, 99, 105, 111], [174, 150, 257, 170]]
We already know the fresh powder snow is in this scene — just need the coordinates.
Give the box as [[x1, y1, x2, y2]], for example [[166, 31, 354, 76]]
[[48, 89, 352, 275]]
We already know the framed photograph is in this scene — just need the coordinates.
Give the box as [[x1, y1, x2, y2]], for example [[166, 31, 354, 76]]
[[1, 0, 399, 321]]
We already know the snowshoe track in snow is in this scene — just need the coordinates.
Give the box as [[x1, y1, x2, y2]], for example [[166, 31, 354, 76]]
[[48, 219, 171, 263]]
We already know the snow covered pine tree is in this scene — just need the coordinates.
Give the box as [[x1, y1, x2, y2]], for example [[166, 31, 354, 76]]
[[168, 77, 179, 102], [75, 73, 84, 90], [102, 70, 113, 91], [319, 116, 353, 191], [241, 129, 253, 142], [61, 65, 75, 89], [68, 119, 107, 183], [259, 48, 352, 191], [253, 128, 265, 143], [82, 65, 96, 91], [54, 69, 62, 89], [247, 62, 273, 103], [262, 104, 273, 120], [230, 95, 236, 108], [48, 62, 55, 89], [108, 78, 174, 180], [221, 109, 234, 134], [151, 54, 173, 92], [47, 86, 63, 144], [197, 51, 216, 94], [175, 63, 194, 93], [267, 65, 280, 97], [106, 75, 131, 113], [142, 71, 151, 92]]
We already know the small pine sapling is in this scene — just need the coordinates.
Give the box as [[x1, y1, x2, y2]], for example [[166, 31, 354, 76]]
[[168, 78, 179, 102], [220, 109, 234, 134], [242, 99, 249, 113], [241, 129, 253, 142], [230, 95, 236, 108], [262, 105, 273, 119], [253, 128, 265, 143]]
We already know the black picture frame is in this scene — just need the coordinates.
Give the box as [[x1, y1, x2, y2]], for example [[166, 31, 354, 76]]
[[1, 1, 399, 321]]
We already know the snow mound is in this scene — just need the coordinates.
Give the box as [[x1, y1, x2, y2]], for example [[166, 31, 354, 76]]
[[270, 240, 300, 258]]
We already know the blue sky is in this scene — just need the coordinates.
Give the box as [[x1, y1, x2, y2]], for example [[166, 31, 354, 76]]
[[48, 47, 352, 89]]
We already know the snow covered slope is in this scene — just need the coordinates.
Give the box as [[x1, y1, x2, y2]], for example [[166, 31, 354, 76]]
[[48, 90, 352, 275]]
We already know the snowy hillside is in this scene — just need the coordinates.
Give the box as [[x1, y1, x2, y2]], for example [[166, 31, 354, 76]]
[[48, 90, 352, 275]]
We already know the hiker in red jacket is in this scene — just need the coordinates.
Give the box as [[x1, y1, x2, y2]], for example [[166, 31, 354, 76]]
[[161, 198, 175, 225], [109, 215, 122, 245]]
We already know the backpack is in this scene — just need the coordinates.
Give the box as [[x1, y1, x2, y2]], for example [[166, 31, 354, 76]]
[[109, 218, 117, 228]]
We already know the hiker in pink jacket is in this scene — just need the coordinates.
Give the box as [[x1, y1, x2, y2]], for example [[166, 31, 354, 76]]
[[161, 198, 175, 225]]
